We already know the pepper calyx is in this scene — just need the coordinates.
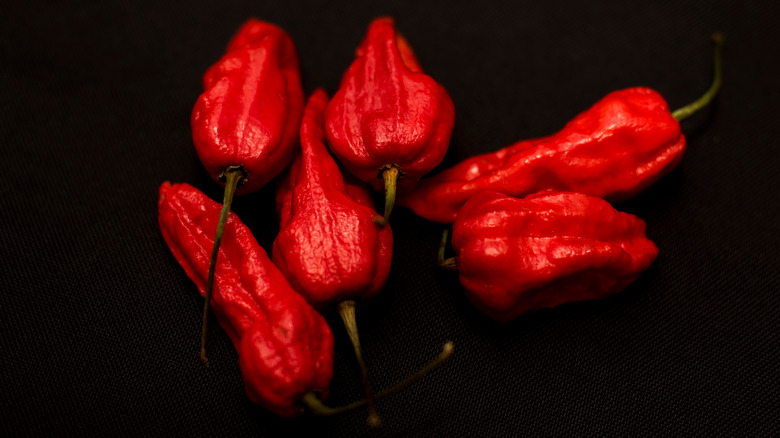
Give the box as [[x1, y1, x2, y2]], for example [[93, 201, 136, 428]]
[[375, 164, 404, 227], [218, 165, 248, 187], [437, 229, 458, 270]]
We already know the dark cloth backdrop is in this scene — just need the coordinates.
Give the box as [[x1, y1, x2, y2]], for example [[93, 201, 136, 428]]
[[1, 1, 777, 436]]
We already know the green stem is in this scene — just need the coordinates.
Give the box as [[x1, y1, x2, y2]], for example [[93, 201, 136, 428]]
[[301, 392, 346, 416], [671, 32, 725, 121], [200, 166, 245, 366], [437, 229, 458, 270], [301, 341, 454, 417], [375, 164, 402, 227], [337, 300, 380, 427], [369, 341, 454, 401]]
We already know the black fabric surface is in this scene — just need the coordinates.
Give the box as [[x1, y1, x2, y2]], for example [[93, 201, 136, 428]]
[[2, 1, 778, 436]]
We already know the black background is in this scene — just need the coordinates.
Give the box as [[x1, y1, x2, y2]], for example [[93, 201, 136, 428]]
[[2, 1, 778, 436]]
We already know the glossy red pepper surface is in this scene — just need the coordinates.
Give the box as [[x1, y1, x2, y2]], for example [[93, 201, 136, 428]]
[[158, 182, 334, 417], [325, 17, 455, 193], [399, 87, 684, 223], [449, 190, 658, 322], [274, 90, 393, 307], [192, 18, 304, 195]]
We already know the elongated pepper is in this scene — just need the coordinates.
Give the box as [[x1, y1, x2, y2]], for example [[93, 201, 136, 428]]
[[274, 90, 394, 307], [274, 90, 392, 425], [158, 182, 333, 417], [274, 90, 453, 426], [440, 191, 658, 322], [399, 34, 723, 224], [191, 18, 305, 363], [325, 17, 455, 224]]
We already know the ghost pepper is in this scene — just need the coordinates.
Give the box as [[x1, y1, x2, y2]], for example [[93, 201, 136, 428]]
[[440, 191, 658, 322], [274, 90, 393, 425], [325, 17, 456, 224], [190, 18, 305, 363], [193, 18, 303, 195], [157, 182, 333, 417], [399, 33, 723, 224], [274, 90, 394, 307]]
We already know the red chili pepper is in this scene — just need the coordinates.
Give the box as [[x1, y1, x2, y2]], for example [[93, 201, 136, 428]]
[[193, 18, 303, 195], [274, 90, 455, 426], [325, 17, 456, 225], [274, 90, 392, 425], [439, 191, 659, 322], [274, 89, 394, 307], [157, 182, 333, 417], [191, 18, 305, 364], [399, 34, 724, 224]]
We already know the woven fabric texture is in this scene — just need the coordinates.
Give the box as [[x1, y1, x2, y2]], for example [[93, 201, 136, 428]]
[[1, 1, 777, 436]]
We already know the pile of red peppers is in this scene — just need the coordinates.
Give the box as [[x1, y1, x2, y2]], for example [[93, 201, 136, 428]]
[[157, 16, 722, 423]]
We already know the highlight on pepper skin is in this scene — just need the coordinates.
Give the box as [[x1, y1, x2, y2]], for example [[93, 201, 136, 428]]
[[189, 18, 306, 365], [398, 33, 724, 224], [274, 89, 394, 425], [398, 87, 685, 224], [158, 182, 335, 417], [325, 17, 456, 224], [444, 190, 659, 322]]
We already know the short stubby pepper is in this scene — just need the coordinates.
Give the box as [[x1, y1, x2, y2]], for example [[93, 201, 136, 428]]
[[193, 18, 304, 195], [273, 89, 394, 306], [325, 17, 456, 224], [190, 18, 305, 363], [445, 190, 659, 322], [158, 182, 334, 417], [399, 87, 684, 223], [274, 89, 394, 425]]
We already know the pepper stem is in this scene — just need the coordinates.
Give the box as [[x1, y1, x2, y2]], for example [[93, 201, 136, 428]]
[[337, 300, 380, 427], [301, 341, 454, 417], [437, 229, 458, 270], [201, 166, 246, 366], [671, 33, 725, 121], [375, 164, 402, 227]]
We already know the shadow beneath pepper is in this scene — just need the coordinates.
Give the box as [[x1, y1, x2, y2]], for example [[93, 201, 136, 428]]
[[615, 167, 685, 219]]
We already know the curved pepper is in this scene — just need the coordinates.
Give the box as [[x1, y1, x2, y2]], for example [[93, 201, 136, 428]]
[[399, 87, 684, 223], [191, 18, 305, 363], [444, 191, 658, 322], [325, 17, 456, 224], [274, 89, 393, 425], [399, 34, 724, 224], [158, 182, 334, 417]]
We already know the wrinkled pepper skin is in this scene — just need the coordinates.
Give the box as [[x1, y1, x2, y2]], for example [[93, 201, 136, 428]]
[[450, 191, 658, 322], [273, 90, 393, 306], [325, 17, 456, 193], [158, 182, 334, 417], [192, 18, 304, 195], [399, 87, 684, 223]]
